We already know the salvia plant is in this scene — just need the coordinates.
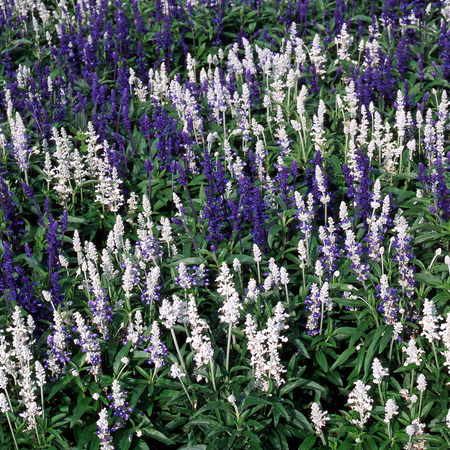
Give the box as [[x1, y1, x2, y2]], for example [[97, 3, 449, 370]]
[[1, 0, 450, 449]]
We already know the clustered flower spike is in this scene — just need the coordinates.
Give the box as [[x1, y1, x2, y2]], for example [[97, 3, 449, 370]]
[[372, 358, 388, 384], [73, 312, 102, 379], [217, 262, 243, 327], [3, 4, 450, 448], [145, 321, 168, 368], [159, 296, 187, 330], [420, 299, 441, 343], [348, 380, 373, 429], [186, 295, 214, 381], [107, 380, 132, 427], [310, 402, 330, 434], [304, 282, 331, 335], [97, 408, 114, 450], [384, 399, 399, 423], [402, 339, 424, 367], [244, 302, 288, 391]]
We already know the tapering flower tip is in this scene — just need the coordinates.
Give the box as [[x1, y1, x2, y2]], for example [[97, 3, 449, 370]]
[[402, 339, 424, 366], [348, 380, 373, 428], [0, 393, 9, 414], [420, 298, 441, 343], [384, 399, 399, 423], [227, 395, 236, 404], [35, 360, 46, 387], [159, 296, 187, 330], [372, 358, 388, 384], [315, 260, 324, 277], [280, 267, 289, 286], [310, 402, 330, 434], [108, 379, 132, 422], [171, 217, 183, 227], [146, 321, 167, 368], [417, 374, 427, 393], [253, 244, 262, 263], [170, 364, 185, 379], [244, 279, 260, 303], [429, 205, 437, 214], [160, 217, 173, 245], [21, 181, 35, 199], [96, 408, 114, 450]]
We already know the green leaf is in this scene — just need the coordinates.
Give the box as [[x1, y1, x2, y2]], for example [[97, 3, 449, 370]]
[[114, 342, 132, 375], [291, 379, 327, 394], [280, 380, 305, 396], [188, 419, 219, 427], [70, 397, 91, 428], [119, 432, 133, 450], [268, 224, 283, 249], [129, 383, 147, 409], [179, 446, 207, 450], [330, 347, 355, 371], [48, 375, 71, 399], [316, 350, 328, 372], [295, 338, 310, 359], [299, 435, 316, 450], [415, 273, 444, 287], [271, 401, 290, 422], [364, 326, 386, 376], [142, 428, 175, 445], [243, 397, 270, 408], [193, 401, 224, 416], [67, 215, 86, 224]]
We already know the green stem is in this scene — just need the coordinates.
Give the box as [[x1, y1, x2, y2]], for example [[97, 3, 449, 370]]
[[418, 390, 423, 419], [180, 377, 194, 408], [233, 404, 240, 424], [34, 419, 41, 446], [40, 385, 45, 421], [388, 337, 394, 370], [171, 328, 187, 374], [432, 341, 439, 369], [151, 366, 159, 384], [210, 359, 217, 392], [378, 382, 384, 405], [226, 322, 232, 373], [319, 300, 325, 335], [319, 430, 327, 446], [3, 390, 13, 418], [5, 413, 18, 450]]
